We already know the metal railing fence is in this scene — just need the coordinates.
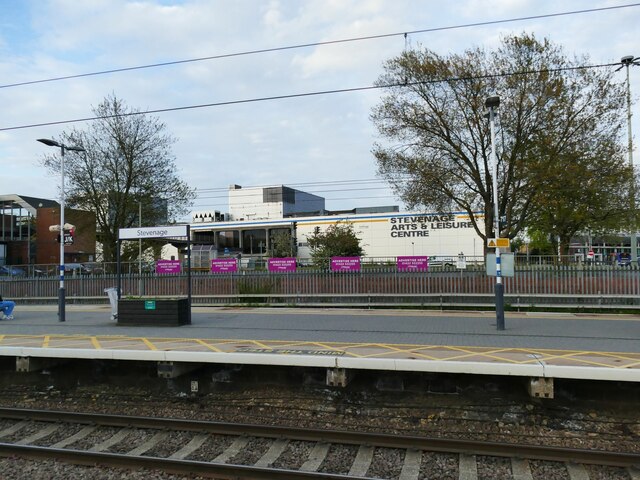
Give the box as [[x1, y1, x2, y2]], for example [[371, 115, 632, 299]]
[[2, 262, 640, 308]]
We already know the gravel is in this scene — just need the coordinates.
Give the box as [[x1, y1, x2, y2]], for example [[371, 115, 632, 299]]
[[0, 375, 637, 478]]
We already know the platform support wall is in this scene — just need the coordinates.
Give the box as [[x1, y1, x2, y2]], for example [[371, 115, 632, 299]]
[[157, 361, 202, 379], [326, 368, 351, 387], [16, 357, 68, 373], [527, 377, 554, 399]]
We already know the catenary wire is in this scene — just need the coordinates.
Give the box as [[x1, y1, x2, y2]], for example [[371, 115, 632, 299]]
[[1, 3, 637, 90], [0, 62, 620, 132], [192, 195, 399, 209]]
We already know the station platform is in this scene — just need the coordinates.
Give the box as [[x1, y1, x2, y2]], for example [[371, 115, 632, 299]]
[[0, 305, 639, 395]]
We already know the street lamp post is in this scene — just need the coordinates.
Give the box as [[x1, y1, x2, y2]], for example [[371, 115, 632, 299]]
[[37, 138, 85, 322], [620, 55, 640, 262], [485, 96, 505, 331]]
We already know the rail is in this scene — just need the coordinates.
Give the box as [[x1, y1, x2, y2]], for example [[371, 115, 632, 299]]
[[0, 407, 637, 479]]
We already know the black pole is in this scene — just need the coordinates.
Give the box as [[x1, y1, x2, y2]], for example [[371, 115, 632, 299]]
[[187, 225, 192, 325], [496, 281, 505, 330], [116, 240, 122, 300]]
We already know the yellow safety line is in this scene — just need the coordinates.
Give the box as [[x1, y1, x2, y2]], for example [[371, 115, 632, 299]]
[[577, 351, 640, 362], [253, 340, 344, 352], [364, 344, 443, 361], [195, 340, 223, 352], [537, 351, 613, 363], [310, 342, 347, 352], [141, 338, 158, 351], [556, 357, 632, 369], [2, 334, 640, 369], [431, 348, 517, 362]]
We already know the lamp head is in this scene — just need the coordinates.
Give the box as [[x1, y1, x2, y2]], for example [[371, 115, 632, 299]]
[[485, 96, 500, 109], [37, 138, 61, 148], [65, 146, 85, 152], [621, 55, 640, 66]]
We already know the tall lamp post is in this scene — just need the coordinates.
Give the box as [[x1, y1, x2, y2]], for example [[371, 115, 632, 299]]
[[37, 138, 85, 322], [485, 96, 505, 331], [620, 55, 640, 262]]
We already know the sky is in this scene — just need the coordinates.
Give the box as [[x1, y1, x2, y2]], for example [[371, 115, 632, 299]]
[[1, 0, 639, 220]]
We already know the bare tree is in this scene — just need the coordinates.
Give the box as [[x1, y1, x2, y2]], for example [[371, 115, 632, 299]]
[[40, 94, 194, 262], [371, 33, 631, 251]]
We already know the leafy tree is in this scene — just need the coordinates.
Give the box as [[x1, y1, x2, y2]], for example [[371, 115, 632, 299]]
[[40, 95, 194, 262], [527, 148, 633, 254], [526, 229, 555, 256], [307, 222, 363, 268], [371, 33, 631, 251], [269, 229, 294, 258]]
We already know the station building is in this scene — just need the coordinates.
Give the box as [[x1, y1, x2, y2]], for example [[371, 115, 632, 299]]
[[0, 194, 96, 268], [188, 185, 485, 266]]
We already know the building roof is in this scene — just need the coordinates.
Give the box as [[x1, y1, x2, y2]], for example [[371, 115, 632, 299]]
[[0, 194, 59, 215]]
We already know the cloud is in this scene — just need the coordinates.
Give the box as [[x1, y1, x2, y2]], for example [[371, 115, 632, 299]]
[[1, 0, 639, 214]]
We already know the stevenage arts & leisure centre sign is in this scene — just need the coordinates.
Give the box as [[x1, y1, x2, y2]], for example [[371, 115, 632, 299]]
[[389, 214, 474, 238]]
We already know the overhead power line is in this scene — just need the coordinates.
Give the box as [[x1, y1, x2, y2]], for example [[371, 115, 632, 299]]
[[0, 62, 620, 132], [196, 186, 389, 200], [1, 3, 637, 90], [192, 194, 399, 210], [195, 178, 391, 194]]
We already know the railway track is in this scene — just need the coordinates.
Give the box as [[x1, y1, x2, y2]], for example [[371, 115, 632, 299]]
[[0, 407, 638, 479]]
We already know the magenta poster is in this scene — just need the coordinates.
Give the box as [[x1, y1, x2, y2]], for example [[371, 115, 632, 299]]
[[330, 257, 361, 272], [397, 256, 429, 271], [156, 260, 181, 274], [211, 258, 238, 273], [268, 257, 297, 272]]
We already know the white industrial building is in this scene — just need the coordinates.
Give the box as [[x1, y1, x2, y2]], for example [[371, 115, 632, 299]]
[[188, 184, 484, 265]]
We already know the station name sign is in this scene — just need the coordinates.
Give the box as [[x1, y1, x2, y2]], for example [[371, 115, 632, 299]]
[[119, 225, 188, 240]]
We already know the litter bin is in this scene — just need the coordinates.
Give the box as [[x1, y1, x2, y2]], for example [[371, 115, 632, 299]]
[[104, 287, 118, 320]]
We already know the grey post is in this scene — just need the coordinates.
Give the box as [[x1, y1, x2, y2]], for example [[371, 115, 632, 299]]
[[485, 96, 505, 331], [37, 138, 85, 322], [620, 55, 639, 262]]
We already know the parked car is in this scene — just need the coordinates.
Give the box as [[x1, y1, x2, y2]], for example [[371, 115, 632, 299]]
[[618, 253, 632, 267], [82, 263, 105, 275], [64, 263, 90, 275], [0, 265, 26, 277]]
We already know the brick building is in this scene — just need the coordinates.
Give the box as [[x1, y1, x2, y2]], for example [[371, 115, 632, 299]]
[[0, 194, 96, 267]]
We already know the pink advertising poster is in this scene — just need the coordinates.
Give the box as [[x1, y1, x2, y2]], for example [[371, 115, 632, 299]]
[[397, 256, 429, 271], [156, 260, 181, 274], [330, 257, 361, 272], [268, 257, 297, 272], [211, 258, 238, 273]]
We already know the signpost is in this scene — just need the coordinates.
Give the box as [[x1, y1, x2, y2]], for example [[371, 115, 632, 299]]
[[117, 225, 191, 325], [211, 258, 238, 273], [156, 260, 181, 274], [330, 257, 361, 272], [397, 256, 429, 271], [268, 258, 297, 272], [487, 238, 510, 249]]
